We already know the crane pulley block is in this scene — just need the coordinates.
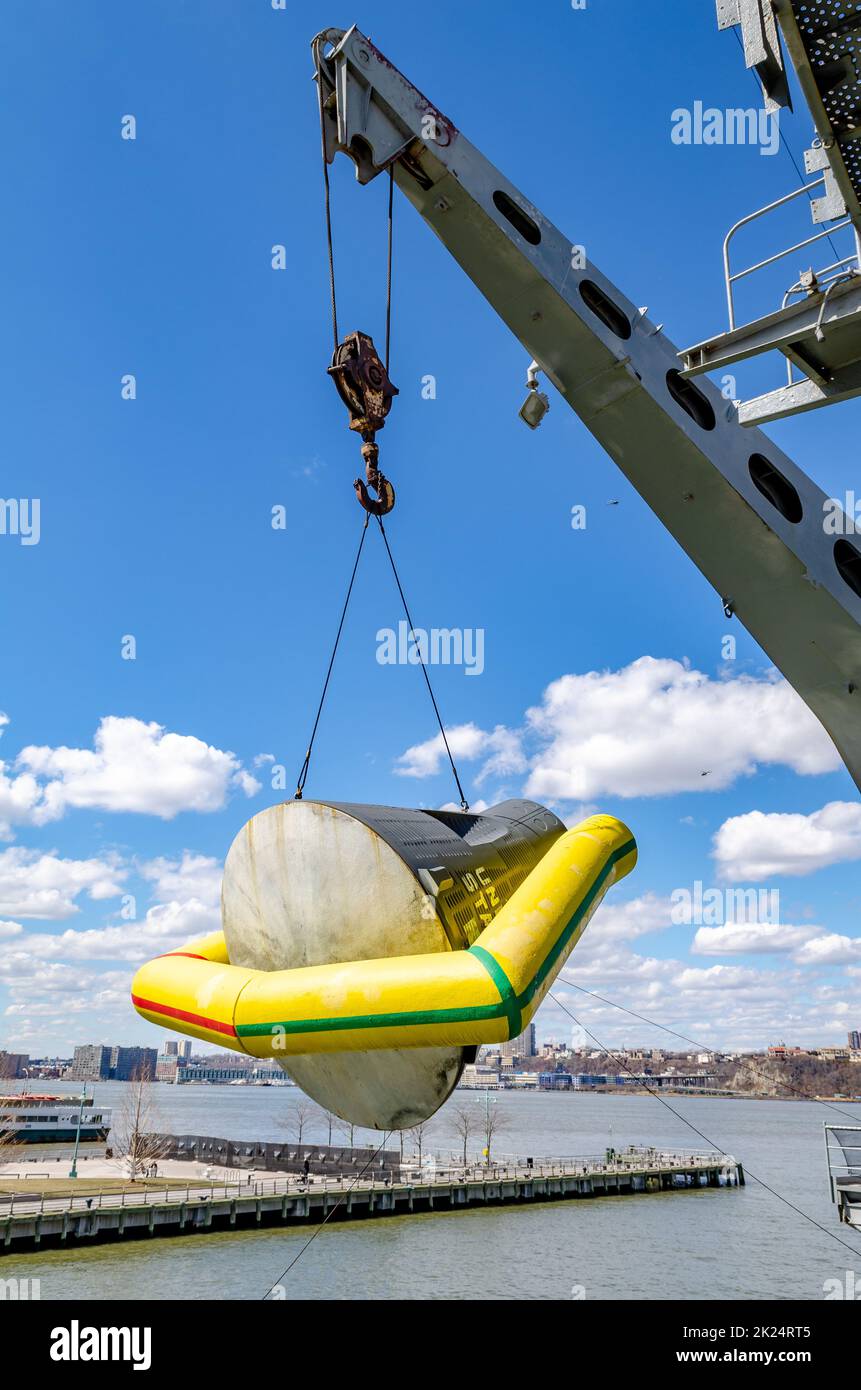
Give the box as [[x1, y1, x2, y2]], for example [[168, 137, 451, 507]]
[[328, 329, 397, 437]]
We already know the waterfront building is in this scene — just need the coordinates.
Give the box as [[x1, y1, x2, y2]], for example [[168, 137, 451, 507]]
[[68, 1044, 112, 1081], [500, 1023, 536, 1060], [175, 1065, 254, 1083], [110, 1046, 157, 1080], [156, 1056, 180, 1083], [460, 1064, 501, 1089], [539, 1070, 717, 1091], [69, 1043, 157, 1081], [539, 1072, 574, 1089], [0, 1051, 28, 1078]]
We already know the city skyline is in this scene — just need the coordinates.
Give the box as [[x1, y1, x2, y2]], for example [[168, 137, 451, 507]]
[[4, 1022, 860, 1082]]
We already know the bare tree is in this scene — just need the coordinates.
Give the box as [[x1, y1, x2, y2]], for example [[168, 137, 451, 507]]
[[407, 1119, 433, 1169], [336, 1115, 357, 1151], [449, 1103, 476, 1167], [313, 1106, 336, 1148], [482, 1102, 508, 1166], [281, 1096, 316, 1146], [112, 1070, 168, 1180]]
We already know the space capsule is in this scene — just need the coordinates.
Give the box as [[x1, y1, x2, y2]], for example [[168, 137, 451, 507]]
[[132, 799, 636, 1128]]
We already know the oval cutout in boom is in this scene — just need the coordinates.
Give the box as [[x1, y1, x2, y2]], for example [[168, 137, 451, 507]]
[[748, 454, 803, 524], [492, 190, 541, 245], [666, 370, 716, 431], [578, 280, 632, 340], [835, 538, 861, 600]]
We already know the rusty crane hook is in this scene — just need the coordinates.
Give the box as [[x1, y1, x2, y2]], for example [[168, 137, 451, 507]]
[[328, 330, 398, 515], [354, 443, 395, 516]]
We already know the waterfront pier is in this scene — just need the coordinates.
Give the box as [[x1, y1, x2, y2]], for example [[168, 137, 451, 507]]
[[0, 1147, 744, 1253]]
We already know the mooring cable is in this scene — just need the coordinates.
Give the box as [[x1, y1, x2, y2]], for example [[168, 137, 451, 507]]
[[261, 1131, 392, 1298], [556, 972, 861, 1126], [548, 988, 861, 1262]]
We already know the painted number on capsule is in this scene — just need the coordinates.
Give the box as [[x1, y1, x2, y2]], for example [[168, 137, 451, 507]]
[[461, 866, 499, 927]]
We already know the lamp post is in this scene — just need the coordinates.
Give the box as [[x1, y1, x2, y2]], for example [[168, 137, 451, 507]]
[[68, 1083, 88, 1179]]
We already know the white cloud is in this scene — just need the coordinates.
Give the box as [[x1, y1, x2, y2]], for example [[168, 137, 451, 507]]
[[523, 658, 838, 800], [0, 847, 126, 920], [547, 934, 846, 1051], [712, 802, 861, 881], [693, 922, 823, 955], [15, 715, 260, 822], [0, 766, 43, 839], [581, 893, 675, 944], [2, 965, 134, 1025], [672, 963, 768, 992], [793, 934, 861, 967], [0, 849, 224, 1036], [393, 659, 838, 801], [0, 958, 107, 996], [232, 768, 261, 799], [3, 898, 220, 965], [395, 723, 526, 781], [0, 710, 41, 837], [138, 851, 222, 908]]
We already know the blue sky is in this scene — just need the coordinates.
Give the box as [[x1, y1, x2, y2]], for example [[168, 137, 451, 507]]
[[0, 0, 859, 1058]]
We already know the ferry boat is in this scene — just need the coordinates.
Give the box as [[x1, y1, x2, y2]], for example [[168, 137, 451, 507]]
[[0, 1094, 112, 1148]]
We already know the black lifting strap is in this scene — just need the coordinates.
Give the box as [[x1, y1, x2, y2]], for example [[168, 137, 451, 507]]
[[293, 516, 470, 812]]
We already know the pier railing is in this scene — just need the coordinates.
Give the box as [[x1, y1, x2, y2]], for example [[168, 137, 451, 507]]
[[0, 1147, 736, 1218]]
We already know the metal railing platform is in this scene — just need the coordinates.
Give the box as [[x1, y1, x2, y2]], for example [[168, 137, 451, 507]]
[[679, 1, 861, 424], [0, 1147, 744, 1252]]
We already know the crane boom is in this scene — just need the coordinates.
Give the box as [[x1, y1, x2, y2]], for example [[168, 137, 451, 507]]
[[313, 26, 861, 794]]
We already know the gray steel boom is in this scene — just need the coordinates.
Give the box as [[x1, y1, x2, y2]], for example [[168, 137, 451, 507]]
[[313, 26, 861, 794]]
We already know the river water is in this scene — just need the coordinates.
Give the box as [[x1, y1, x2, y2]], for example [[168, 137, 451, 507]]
[[4, 1082, 860, 1300]]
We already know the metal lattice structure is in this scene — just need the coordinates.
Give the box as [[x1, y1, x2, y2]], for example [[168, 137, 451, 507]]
[[783, 0, 861, 223], [683, 1, 861, 424]]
